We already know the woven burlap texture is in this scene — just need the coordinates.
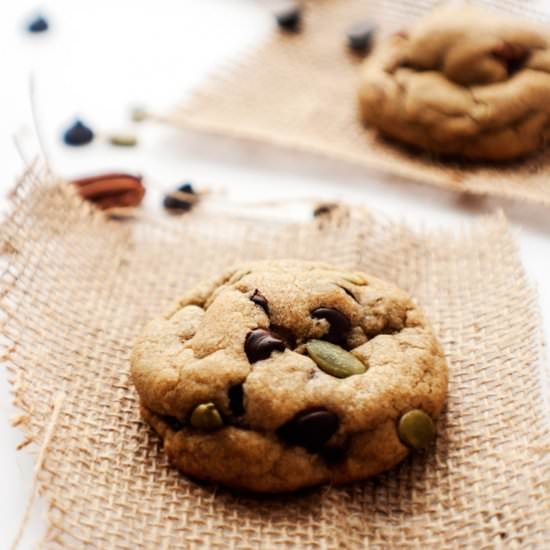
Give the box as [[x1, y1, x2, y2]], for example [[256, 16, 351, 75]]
[[2, 166, 549, 549], [163, 0, 550, 207]]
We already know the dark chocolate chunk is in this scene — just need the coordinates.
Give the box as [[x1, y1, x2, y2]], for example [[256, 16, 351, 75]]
[[322, 445, 347, 464], [163, 182, 196, 211], [27, 15, 49, 33], [270, 324, 296, 350], [228, 384, 245, 416], [163, 415, 184, 431], [311, 307, 351, 345], [313, 203, 338, 218], [275, 3, 302, 33], [245, 328, 285, 363], [250, 289, 269, 314], [178, 183, 194, 194], [347, 21, 376, 54], [492, 43, 528, 75], [63, 119, 94, 146], [277, 408, 339, 452]]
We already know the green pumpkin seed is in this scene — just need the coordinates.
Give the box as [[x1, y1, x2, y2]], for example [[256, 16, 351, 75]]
[[109, 133, 138, 147], [341, 272, 368, 285], [398, 409, 435, 450], [306, 339, 367, 378], [190, 402, 223, 431]]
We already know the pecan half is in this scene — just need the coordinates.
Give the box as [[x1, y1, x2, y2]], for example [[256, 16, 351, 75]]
[[71, 173, 145, 209]]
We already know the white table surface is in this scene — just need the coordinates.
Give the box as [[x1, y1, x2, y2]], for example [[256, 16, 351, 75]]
[[1, 1, 549, 548]]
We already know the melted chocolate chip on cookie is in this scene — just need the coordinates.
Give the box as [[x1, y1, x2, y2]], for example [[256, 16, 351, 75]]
[[270, 324, 297, 349], [245, 328, 285, 363], [228, 384, 245, 417], [250, 289, 269, 314], [277, 408, 340, 452], [311, 307, 351, 345], [163, 415, 184, 431], [492, 42, 529, 75]]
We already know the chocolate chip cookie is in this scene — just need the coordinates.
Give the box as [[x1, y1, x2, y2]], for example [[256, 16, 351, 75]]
[[358, 5, 550, 160], [131, 260, 447, 493]]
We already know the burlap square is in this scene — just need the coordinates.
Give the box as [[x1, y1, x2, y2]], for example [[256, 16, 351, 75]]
[[161, 0, 550, 207], [2, 166, 549, 549]]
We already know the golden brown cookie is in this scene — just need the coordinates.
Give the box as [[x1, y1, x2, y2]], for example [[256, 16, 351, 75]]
[[358, 5, 550, 160], [131, 260, 448, 493]]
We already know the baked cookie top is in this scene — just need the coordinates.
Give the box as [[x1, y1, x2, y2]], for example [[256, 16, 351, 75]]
[[131, 260, 448, 492], [358, 5, 550, 160]]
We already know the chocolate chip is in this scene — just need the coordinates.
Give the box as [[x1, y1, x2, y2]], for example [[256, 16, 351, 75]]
[[245, 328, 285, 363], [27, 15, 48, 33], [313, 203, 338, 218], [346, 21, 376, 54], [179, 183, 194, 194], [163, 183, 196, 211], [277, 408, 339, 452], [322, 445, 347, 464], [63, 119, 94, 146], [163, 415, 184, 431], [493, 43, 528, 75], [228, 384, 245, 417], [250, 290, 269, 314], [275, 2, 302, 33], [270, 324, 297, 349], [311, 307, 351, 345]]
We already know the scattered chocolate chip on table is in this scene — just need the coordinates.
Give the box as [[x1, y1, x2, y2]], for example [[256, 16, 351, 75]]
[[346, 21, 376, 54], [313, 203, 339, 218], [274, 1, 302, 33], [163, 182, 197, 211], [27, 15, 49, 33], [63, 119, 94, 146]]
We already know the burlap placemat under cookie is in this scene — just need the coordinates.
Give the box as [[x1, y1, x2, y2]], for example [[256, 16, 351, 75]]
[[2, 166, 549, 549], [161, 0, 550, 207]]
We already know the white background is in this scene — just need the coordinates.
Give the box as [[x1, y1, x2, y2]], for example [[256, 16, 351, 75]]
[[1, 1, 549, 548]]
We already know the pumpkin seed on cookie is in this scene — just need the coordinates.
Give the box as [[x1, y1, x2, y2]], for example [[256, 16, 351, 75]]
[[398, 409, 436, 449], [306, 339, 367, 378], [190, 402, 223, 430]]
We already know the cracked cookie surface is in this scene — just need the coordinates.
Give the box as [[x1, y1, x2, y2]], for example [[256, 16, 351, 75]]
[[358, 5, 550, 160], [131, 260, 448, 493]]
